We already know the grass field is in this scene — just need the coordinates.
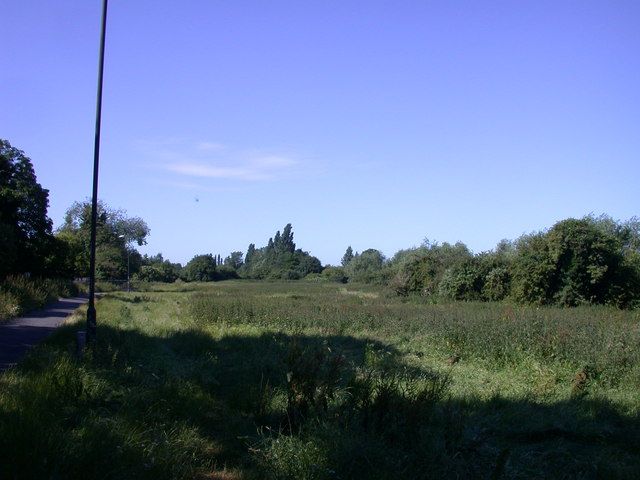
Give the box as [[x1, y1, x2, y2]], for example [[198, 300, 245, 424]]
[[1, 281, 639, 479]]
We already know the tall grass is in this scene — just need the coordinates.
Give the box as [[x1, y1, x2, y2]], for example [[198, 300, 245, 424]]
[[189, 284, 640, 387], [0, 281, 638, 479], [0, 275, 79, 322]]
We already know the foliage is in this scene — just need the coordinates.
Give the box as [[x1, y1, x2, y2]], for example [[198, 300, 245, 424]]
[[320, 266, 348, 283], [0, 275, 78, 322], [223, 251, 244, 270], [388, 242, 472, 295], [241, 224, 323, 280], [438, 258, 485, 301], [58, 200, 149, 280], [390, 217, 640, 308], [2, 282, 639, 479], [135, 253, 182, 283], [0, 139, 57, 278], [341, 246, 354, 267], [344, 248, 387, 284], [182, 254, 217, 282], [512, 217, 640, 307]]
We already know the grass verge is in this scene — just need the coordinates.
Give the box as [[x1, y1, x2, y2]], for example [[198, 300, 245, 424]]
[[0, 281, 638, 479]]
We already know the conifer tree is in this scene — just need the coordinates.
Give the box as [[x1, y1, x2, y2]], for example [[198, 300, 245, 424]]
[[341, 246, 354, 266]]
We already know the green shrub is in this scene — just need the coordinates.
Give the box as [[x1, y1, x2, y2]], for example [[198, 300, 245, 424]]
[[0, 291, 20, 320], [482, 266, 511, 301], [0, 275, 79, 321], [320, 266, 347, 283], [437, 260, 485, 301]]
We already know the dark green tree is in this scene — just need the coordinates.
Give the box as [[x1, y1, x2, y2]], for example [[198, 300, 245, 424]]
[[240, 224, 320, 280], [0, 139, 55, 277], [345, 248, 386, 283], [341, 246, 354, 266], [59, 200, 149, 279], [281, 223, 296, 253], [182, 254, 217, 282], [511, 217, 639, 307], [224, 251, 244, 270], [245, 244, 256, 265]]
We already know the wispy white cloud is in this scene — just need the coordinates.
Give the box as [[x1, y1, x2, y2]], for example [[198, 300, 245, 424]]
[[165, 162, 272, 181], [140, 139, 301, 182]]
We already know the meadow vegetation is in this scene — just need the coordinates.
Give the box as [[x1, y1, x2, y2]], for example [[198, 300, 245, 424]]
[[1, 281, 638, 479], [0, 275, 78, 322]]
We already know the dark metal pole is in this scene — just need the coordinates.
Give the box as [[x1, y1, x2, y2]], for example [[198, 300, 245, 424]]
[[87, 0, 109, 343]]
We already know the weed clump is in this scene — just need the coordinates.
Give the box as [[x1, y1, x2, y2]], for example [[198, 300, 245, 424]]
[[0, 275, 78, 322]]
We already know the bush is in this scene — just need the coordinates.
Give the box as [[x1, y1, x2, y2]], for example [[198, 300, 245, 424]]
[[482, 266, 511, 301], [0, 275, 78, 321], [511, 218, 640, 307], [182, 254, 217, 282], [320, 267, 348, 283], [438, 259, 485, 301], [0, 291, 20, 320], [345, 249, 387, 284]]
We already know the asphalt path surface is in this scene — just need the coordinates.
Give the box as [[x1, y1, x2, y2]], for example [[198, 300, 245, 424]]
[[0, 296, 88, 372]]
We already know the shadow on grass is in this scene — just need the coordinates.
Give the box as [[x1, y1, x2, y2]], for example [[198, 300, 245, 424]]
[[1, 318, 639, 479]]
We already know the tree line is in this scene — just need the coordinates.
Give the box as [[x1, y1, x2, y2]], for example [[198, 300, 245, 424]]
[[330, 215, 640, 308], [2, 138, 639, 308]]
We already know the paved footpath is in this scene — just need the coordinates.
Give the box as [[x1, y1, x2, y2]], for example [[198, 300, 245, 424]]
[[0, 296, 88, 372]]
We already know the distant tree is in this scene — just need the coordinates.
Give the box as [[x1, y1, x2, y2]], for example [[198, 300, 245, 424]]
[[345, 248, 386, 283], [281, 223, 296, 253], [182, 254, 217, 282], [136, 253, 182, 282], [321, 266, 348, 283], [240, 224, 320, 280], [390, 242, 472, 294], [224, 251, 244, 270], [438, 258, 485, 301], [245, 243, 256, 265], [273, 231, 282, 252], [0, 139, 55, 277], [293, 250, 322, 277], [59, 200, 149, 279], [510, 217, 640, 307], [341, 246, 354, 266]]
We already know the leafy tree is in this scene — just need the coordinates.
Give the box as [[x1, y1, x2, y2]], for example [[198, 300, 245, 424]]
[[345, 248, 386, 283], [511, 217, 640, 307], [245, 244, 256, 265], [482, 265, 511, 301], [182, 254, 217, 282], [240, 224, 321, 280], [438, 258, 485, 301], [280, 223, 296, 253], [390, 242, 473, 294], [224, 251, 244, 270], [0, 139, 55, 277], [341, 246, 354, 267], [321, 266, 348, 283], [58, 200, 149, 279], [136, 253, 182, 282]]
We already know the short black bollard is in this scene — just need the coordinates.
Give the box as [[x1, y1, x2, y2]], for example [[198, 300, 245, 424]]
[[76, 330, 86, 358]]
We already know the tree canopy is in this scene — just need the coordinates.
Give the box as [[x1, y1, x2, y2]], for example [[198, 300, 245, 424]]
[[241, 224, 322, 280], [0, 139, 55, 277], [58, 200, 150, 280]]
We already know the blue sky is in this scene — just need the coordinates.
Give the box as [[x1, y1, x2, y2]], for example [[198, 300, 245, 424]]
[[2, 1, 639, 265]]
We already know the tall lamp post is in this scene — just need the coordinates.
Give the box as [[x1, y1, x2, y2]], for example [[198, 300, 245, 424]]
[[86, 0, 109, 343]]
